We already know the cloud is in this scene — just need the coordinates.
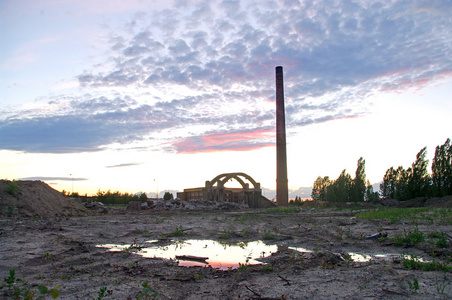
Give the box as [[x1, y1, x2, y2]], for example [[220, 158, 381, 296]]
[[0, 93, 274, 153], [106, 163, 142, 168], [19, 177, 88, 181], [2, 0, 452, 154], [171, 127, 274, 153], [78, 0, 452, 99]]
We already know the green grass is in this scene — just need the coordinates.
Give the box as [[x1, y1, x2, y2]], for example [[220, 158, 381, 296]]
[[391, 226, 425, 246], [428, 231, 448, 248], [355, 207, 452, 224], [266, 207, 300, 213], [401, 255, 451, 272], [262, 231, 276, 240]]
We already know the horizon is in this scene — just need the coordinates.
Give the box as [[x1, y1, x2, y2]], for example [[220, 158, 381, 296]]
[[1, 0, 451, 197]]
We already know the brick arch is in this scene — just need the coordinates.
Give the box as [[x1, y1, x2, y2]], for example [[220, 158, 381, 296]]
[[209, 172, 259, 190]]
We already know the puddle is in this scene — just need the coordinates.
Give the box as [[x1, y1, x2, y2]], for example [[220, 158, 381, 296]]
[[288, 246, 313, 253], [98, 239, 278, 270], [98, 240, 429, 269], [347, 252, 371, 262]]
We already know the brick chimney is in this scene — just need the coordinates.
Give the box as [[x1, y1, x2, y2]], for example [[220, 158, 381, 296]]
[[275, 66, 288, 206]]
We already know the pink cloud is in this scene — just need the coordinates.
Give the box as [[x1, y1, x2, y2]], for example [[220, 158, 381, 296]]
[[172, 127, 275, 154]]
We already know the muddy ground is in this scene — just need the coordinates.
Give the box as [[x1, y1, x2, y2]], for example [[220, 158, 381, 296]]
[[1, 207, 451, 300]]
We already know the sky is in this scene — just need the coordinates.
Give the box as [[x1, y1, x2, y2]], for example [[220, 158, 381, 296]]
[[1, 0, 451, 199]]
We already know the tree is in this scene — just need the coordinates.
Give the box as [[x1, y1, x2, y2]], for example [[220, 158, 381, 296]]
[[432, 138, 452, 197], [333, 169, 353, 202], [318, 170, 353, 202], [311, 176, 331, 201], [408, 146, 430, 198], [380, 167, 398, 199], [163, 192, 174, 200], [395, 166, 411, 200], [351, 157, 366, 202], [366, 180, 379, 201], [139, 193, 148, 202]]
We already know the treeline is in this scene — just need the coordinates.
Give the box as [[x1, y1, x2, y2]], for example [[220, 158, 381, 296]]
[[94, 190, 148, 204], [311, 157, 379, 202], [380, 138, 452, 200], [311, 138, 452, 202]]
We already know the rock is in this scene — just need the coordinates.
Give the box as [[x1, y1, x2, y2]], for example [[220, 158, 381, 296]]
[[84, 201, 108, 214], [127, 201, 142, 211]]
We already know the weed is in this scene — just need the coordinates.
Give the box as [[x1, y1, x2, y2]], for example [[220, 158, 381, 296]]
[[190, 271, 204, 281], [7, 206, 13, 217], [435, 274, 450, 294], [359, 276, 370, 290], [261, 265, 273, 272], [428, 231, 448, 248], [123, 238, 142, 252], [407, 278, 419, 293], [346, 228, 353, 239], [401, 255, 452, 272], [239, 228, 249, 238], [238, 262, 249, 273], [0, 269, 60, 299], [391, 226, 425, 246], [321, 256, 336, 269], [93, 286, 112, 300], [128, 260, 140, 268], [234, 215, 249, 223], [262, 231, 275, 240], [135, 280, 158, 300], [171, 225, 185, 237], [219, 230, 231, 239], [113, 280, 122, 286], [154, 217, 164, 224], [6, 180, 19, 195]]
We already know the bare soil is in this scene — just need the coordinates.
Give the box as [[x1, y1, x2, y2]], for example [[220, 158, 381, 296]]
[[1, 181, 451, 299]]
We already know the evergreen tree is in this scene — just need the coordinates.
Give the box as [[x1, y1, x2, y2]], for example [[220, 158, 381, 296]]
[[408, 146, 430, 198], [351, 157, 366, 202], [432, 138, 452, 196]]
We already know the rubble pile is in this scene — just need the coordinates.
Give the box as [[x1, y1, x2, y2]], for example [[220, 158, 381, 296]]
[[142, 198, 248, 211]]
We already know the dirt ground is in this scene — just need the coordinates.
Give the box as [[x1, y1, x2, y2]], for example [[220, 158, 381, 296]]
[[0, 181, 451, 299]]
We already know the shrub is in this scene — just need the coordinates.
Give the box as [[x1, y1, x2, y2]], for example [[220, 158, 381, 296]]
[[6, 181, 19, 195]]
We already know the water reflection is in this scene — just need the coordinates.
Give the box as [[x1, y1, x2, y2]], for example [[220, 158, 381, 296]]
[[97, 240, 428, 269], [98, 239, 278, 270]]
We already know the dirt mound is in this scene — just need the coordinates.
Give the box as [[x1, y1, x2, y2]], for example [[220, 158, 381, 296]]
[[0, 180, 91, 218]]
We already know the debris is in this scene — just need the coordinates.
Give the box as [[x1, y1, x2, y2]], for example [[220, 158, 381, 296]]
[[365, 232, 388, 240], [278, 275, 291, 286], [175, 255, 208, 263]]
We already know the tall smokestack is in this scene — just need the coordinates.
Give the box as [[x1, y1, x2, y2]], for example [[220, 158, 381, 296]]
[[275, 66, 288, 206]]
